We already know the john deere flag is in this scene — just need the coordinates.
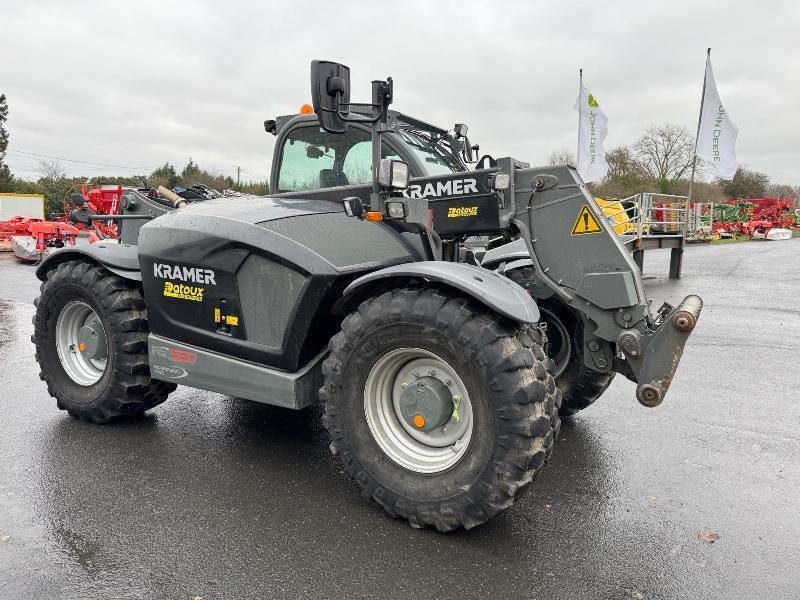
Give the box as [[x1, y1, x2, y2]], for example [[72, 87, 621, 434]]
[[574, 82, 608, 183], [696, 57, 738, 180]]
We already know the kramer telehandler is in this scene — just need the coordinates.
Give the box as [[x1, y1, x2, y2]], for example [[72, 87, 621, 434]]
[[32, 61, 702, 530]]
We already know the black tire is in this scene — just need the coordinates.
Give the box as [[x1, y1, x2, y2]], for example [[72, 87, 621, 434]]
[[320, 286, 560, 531], [32, 260, 176, 423], [507, 267, 615, 417]]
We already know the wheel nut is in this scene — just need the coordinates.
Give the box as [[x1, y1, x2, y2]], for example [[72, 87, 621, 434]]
[[412, 371, 420, 379], [401, 382, 409, 389], [444, 379, 452, 386], [428, 369, 436, 376]]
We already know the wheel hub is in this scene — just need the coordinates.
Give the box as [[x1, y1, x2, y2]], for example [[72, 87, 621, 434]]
[[77, 316, 107, 361], [55, 301, 108, 386], [399, 376, 453, 432], [364, 348, 474, 473]]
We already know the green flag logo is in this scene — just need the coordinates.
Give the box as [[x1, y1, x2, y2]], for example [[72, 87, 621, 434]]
[[587, 94, 599, 108]]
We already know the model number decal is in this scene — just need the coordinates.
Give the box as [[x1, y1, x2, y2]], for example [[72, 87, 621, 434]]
[[169, 348, 197, 364], [153, 263, 217, 285], [403, 178, 478, 199], [447, 206, 479, 218]]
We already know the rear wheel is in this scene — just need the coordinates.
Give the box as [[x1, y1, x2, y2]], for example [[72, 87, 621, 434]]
[[321, 286, 560, 531], [507, 267, 615, 417], [33, 260, 176, 423]]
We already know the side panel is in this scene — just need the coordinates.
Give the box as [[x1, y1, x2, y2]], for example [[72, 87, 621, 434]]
[[274, 171, 503, 238], [148, 335, 324, 409], [137, 199, 420, 371]]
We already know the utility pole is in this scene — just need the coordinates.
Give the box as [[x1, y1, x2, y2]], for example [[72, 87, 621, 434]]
[[236, 166, 241, 186]]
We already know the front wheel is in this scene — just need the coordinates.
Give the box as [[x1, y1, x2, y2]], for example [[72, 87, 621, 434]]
[[321, 286, 560, 531]]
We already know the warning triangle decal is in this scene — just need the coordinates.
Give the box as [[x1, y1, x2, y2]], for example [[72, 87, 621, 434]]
[[571, 205, 603, 235]]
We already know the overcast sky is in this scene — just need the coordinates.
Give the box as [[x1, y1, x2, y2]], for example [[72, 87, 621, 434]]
[[2, 1, 798, 186]]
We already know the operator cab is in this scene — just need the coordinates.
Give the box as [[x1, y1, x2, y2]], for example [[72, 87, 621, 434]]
[[268, 108, 473, 194]]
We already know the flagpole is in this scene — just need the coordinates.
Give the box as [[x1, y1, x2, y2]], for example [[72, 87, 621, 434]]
[[577, 68, 582, 168], [685, 48, 711, 236]]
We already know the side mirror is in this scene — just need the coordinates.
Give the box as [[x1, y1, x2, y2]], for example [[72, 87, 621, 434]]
[[310, 60, 351, 133]]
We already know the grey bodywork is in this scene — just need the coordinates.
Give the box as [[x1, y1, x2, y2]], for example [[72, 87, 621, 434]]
[[148, 335, 324, 409], [36, 242, 142, 281]]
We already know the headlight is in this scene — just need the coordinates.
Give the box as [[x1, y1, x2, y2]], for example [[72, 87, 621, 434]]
[[386, 201, 406, 219], [489, 172, 510, 190], [378, 159, 409, 189]]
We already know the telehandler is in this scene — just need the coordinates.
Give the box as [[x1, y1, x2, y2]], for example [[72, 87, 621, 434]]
[[32, 61, 702, 530]]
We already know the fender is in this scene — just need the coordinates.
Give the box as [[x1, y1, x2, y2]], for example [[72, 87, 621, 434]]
[[343, 261, 539, 323], [480, 238, 530, 270], [36, 242, 141, 282]]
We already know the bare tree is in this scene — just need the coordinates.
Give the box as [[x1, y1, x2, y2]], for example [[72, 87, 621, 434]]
[[633, 124, 696, 194], [765, 182, 797, 199], [37, 159, 64, 181], [548, 147, 576, 167]]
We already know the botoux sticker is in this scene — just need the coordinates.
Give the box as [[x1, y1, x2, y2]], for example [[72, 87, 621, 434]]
[[447, 206, 479, 218], [163, 281, 204, 301], [571, 205, 603, 235]]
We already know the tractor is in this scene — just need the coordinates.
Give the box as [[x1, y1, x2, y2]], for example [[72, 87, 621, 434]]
[[32, 61, 702, 530]]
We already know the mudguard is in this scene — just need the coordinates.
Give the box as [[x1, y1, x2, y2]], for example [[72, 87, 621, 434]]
[[480, 238, 530, 270], [35, 243, 141, 282], [343, 261, 539, 323]]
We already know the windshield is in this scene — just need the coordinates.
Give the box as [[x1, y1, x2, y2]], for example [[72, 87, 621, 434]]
[[396, 122, 466, 176]]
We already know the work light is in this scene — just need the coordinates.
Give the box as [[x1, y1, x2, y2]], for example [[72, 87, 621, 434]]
[[377, 159, 409, 189]]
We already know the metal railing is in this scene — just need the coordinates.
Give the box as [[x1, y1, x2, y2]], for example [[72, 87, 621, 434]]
[[613, 193, 690, 243]]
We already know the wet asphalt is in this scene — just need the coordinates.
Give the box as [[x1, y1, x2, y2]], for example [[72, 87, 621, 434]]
[[0, 240, 799, 600]]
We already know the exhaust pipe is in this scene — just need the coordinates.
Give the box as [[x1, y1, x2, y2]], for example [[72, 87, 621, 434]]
[[157, 186, 187, 209]]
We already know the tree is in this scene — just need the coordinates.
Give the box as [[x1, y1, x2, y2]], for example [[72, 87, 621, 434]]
[[181, 157, 200, 181], [0, 93, 12, 191], [148, 162, 180, 189], [589, 146, 652, 199], [36, 160, 73, 216], [633, 124, 696, 194], [765, 182, 796, 199], [720, 167, 769, 199], [548, 147, 576, 167]]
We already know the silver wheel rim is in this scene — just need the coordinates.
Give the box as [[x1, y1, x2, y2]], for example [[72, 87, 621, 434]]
[[364, 348, 473, 474], [55, 301, 108, 386], [540, 307, 571, 378]]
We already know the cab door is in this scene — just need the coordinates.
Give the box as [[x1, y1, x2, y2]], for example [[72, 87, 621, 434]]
[[271, 119, 409, 203]]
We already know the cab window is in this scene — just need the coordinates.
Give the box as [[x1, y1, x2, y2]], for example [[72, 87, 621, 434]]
[[277, 125, 402, 192]]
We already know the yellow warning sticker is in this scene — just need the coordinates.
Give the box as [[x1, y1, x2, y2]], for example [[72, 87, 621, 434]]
[[571, 205, 603, 236]]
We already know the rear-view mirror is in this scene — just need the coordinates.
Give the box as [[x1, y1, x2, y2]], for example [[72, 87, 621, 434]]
[[310, 60, 350, 134]]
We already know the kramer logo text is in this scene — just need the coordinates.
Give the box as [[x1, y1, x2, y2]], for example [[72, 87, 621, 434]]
[[404, 178, 478, 199], [153, 263, 216, 285]]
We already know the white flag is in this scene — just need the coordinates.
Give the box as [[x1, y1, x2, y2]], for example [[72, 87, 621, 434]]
[[574, 82, 609, 183], [696, 58, 738, 180]]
